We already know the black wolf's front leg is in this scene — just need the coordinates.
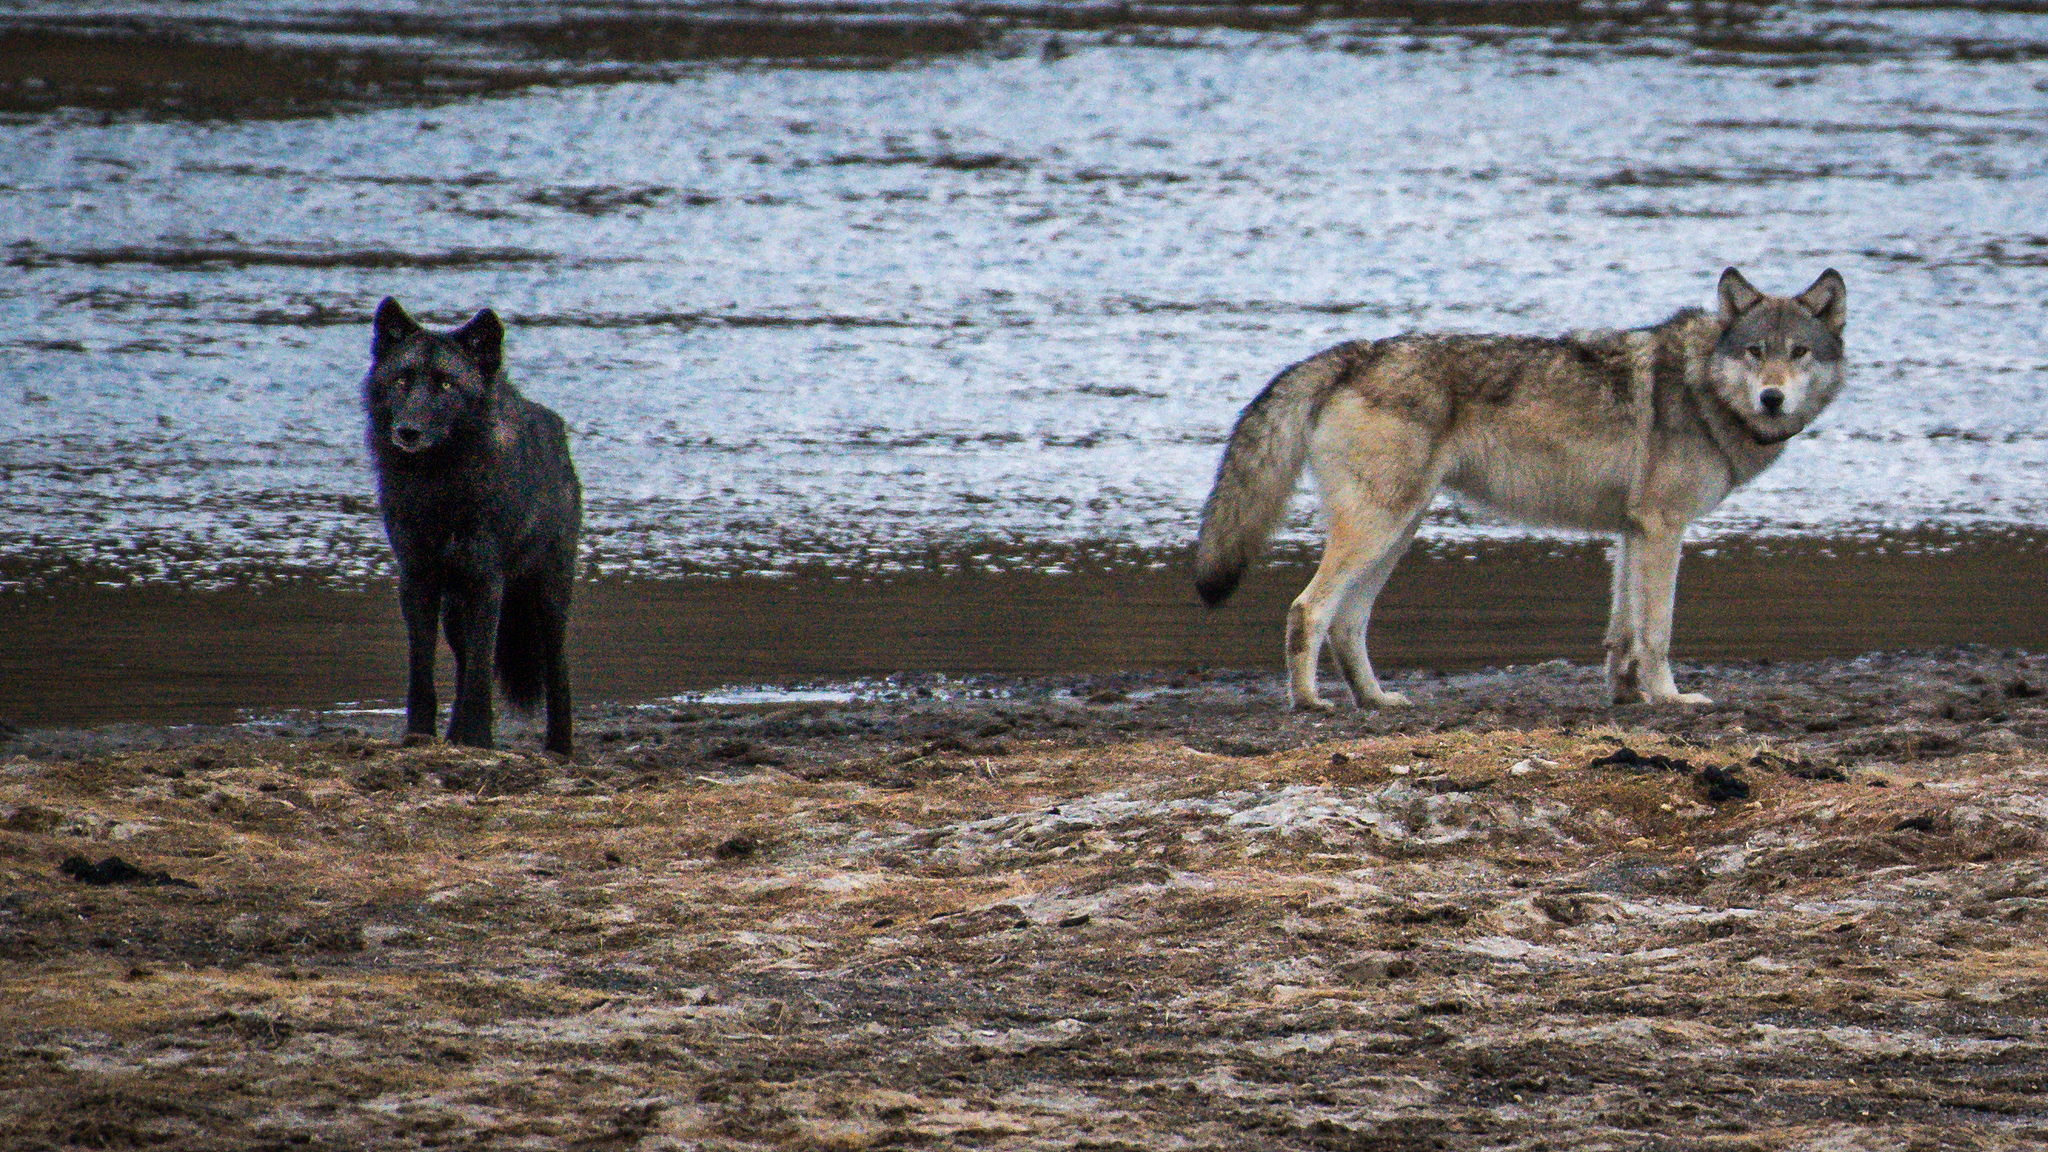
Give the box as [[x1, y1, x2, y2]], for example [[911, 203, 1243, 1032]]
[[442, 573, 503, 749], [398, 571, 441, 742]]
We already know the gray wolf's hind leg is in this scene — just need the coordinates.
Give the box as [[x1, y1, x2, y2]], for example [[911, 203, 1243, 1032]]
[[1288, 497, 1433, 712], [1327, 505, 1429, 708]]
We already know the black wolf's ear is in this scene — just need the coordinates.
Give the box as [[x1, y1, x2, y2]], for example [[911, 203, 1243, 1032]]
[[1716, 268, 1764, 326], [371, 297, 421, 361], [452, 309, 504, 380], [1794, 268, 1846, 334]]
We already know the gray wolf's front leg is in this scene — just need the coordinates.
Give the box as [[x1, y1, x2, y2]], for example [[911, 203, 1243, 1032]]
[[1604, 534, 1642, 703], [1624, 526, 1711, 706]]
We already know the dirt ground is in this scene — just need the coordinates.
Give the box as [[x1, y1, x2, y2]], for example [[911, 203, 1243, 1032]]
[[5, 651, 2048, 1150]]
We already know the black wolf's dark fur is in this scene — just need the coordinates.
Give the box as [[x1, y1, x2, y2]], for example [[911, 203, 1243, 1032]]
[[363, 298, 582, 754]]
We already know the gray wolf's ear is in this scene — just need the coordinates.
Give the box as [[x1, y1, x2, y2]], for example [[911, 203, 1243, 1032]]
[[1794, 268, 1846, 334], [372, 297, 421, 361], [452, 309, 504, 380], [1716, 267, 1763, 326]]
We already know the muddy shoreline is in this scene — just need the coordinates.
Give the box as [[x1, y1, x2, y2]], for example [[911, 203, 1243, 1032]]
[[9, 531, 2048, 730], [5, 648, 2048, 1148]]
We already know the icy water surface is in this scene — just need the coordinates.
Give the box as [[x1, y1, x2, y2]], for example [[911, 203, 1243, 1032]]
[[4, 1, 2047, 588]]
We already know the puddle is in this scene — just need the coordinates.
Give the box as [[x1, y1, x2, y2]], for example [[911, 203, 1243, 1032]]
[[661, 686, 867, 707], [643, 676, 1024, 709]]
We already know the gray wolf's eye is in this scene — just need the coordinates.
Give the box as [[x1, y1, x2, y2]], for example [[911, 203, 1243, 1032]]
[[1745, 344, 1763, 359], [1790, 345, 1810, 359]]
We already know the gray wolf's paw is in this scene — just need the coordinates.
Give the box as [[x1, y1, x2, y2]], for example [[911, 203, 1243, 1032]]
[[1366, 691, 1413, 708], [1655, 692, 1714, 706], [1290, 695, 1339, 713]]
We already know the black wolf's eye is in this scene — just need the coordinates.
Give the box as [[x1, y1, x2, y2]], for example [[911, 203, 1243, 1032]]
[[1790, 345, 1810, 359], [429, 371, 453, 391], [1745, 344, 1764, 359]]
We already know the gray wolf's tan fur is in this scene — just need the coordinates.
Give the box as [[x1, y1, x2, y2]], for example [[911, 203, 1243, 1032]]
[[1194, 268, 1848, 710]]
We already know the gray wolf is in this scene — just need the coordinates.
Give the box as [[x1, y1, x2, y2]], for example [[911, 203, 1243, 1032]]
[[363, 298, 583, 753], [1194, 267, 1847, 710]]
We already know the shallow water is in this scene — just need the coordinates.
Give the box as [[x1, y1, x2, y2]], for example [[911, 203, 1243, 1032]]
[[4, 1, 2048, 589]]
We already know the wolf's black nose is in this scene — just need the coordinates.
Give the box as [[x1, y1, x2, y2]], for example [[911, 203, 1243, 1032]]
[[394, 426, 421, 447], [1758, 388, 1784, 416]]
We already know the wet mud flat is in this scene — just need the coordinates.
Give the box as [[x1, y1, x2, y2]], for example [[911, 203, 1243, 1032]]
[[6, 650, 2048, 1149], [10, 531, 2048, 729]]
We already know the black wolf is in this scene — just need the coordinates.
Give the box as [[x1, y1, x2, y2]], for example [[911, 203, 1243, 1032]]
[[363, 298, 582, 754]]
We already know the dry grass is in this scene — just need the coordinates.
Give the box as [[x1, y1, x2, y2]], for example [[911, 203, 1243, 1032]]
[[5, 716, 2048, 1149]]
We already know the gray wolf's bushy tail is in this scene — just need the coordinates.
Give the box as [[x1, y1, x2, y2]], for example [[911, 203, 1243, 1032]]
[[494, 584, 551, 713], [1194, 356, 1329, 606]]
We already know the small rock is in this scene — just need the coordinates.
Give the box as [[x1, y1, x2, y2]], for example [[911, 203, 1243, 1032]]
[[59, 854, 197, 889], [714, 835, 760, 860], [1753, 749, 1847, 782], [1966, 729, 2023, 754], [929, 903, 1030, 939], [3, 804, 60, 833], [1590, 746, 1692, 773], [1696, 764, 1750, 803]]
